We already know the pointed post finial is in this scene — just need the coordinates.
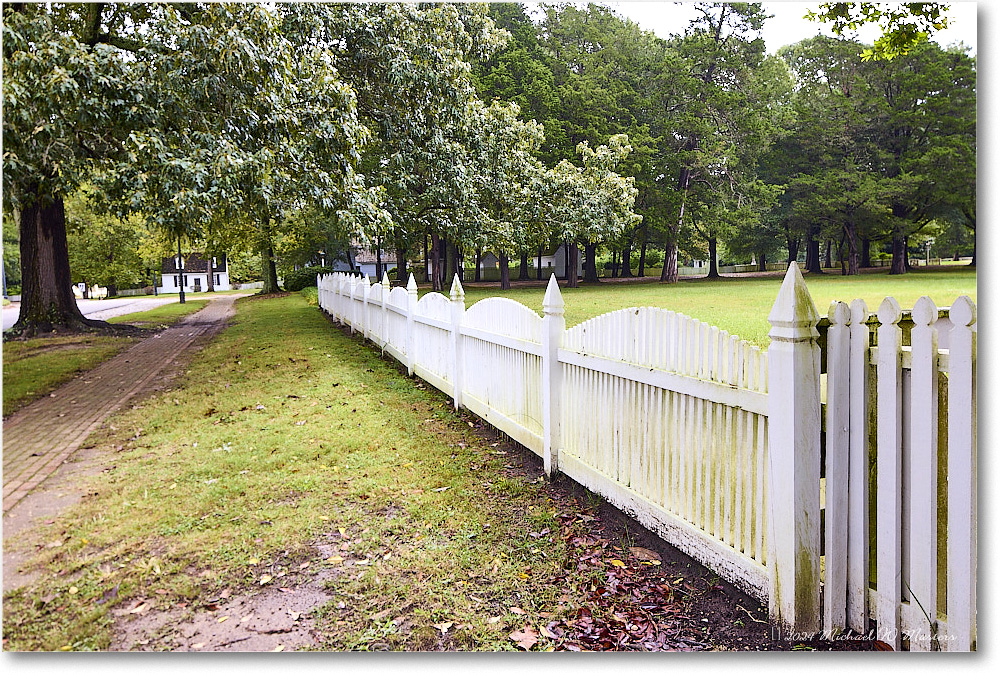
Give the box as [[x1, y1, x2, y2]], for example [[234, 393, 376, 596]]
[[768, 262, 819, 342], [381, 271, 391, 288], [542, 274, 564, 316], [450, 274, 465, 302], [406, 272, 418, 294]]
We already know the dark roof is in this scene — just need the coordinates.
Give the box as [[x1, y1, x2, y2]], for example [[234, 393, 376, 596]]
[[162, 253, 227, 274]]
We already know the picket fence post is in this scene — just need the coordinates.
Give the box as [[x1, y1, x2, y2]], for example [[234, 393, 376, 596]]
[[450, 274, 465, 410], [541, 274, 565, 476], [947, 296, 977, 651], [405, 273, 418, 376], [766, 262, 821, 635]]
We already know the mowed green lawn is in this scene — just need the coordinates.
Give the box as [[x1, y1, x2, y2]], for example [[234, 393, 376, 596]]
[[451, 267, 977, 348]]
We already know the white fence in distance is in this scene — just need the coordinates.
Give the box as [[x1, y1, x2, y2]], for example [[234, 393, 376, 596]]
[[316, 266, 976, 651]]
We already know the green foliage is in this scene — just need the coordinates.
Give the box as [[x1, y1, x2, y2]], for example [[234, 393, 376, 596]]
[[282, 266, 329, 293], [2, 212, 19, 289], [806, 2, 951, 60], [65, 187, 157, 292]]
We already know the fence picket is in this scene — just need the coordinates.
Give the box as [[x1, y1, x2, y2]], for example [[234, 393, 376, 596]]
[[876, 297, 903, 650], [946, 296, 976, 651], [909, 297, 939, 650]]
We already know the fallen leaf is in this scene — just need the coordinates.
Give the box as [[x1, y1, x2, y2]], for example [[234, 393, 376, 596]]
[[259, 574, 273, 585], [68, 586, 79, 595], [271, 645, 284, 652], [217, 616, 229, 623], [326, 555, 344, 565], [432, 486, 450, 492], [487, 616, 503, 624], [540, 624, 561, 640], [509, 627, 539, 650], [128, 603, 149, 614], [433, 621, 453, 635], [248, 558, 260, 565], [629, 546, 662, 563], [509, 606, 526, 615], [608, 559, 627, 568]]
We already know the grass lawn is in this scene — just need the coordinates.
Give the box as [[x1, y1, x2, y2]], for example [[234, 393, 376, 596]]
[[452, 267, 977, 347], [2, 301, 207, 417], [2, 293, 621, 651]]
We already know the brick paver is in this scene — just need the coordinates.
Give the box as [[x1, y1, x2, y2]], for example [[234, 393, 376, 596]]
[[2, 295, 244, 513]]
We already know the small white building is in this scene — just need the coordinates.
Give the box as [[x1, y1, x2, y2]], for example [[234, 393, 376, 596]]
[[157, 253, 231, 294]]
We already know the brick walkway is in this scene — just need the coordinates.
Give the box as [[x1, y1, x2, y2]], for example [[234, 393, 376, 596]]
[[2, 295, 243, 513]]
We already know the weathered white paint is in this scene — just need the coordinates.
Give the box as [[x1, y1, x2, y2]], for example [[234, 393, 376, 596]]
[[946, 296, 976, 651], [908, 297, 939, 651], [875, 297, 903, 651], [316, 271, 977, 649], [846, 299, 871, 634], [766, 262, 821, 635], [824, 301, 851, 635]]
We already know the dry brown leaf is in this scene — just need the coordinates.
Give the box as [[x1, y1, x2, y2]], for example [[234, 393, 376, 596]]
[[509, 627, 539, 650], [629, 546, 662, 563]]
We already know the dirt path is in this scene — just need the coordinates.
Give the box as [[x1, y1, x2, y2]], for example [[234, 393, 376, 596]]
[[2, 295, 245, 590]]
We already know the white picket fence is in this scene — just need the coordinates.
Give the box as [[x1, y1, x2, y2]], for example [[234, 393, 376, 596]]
[[316, 265, 976, 651]]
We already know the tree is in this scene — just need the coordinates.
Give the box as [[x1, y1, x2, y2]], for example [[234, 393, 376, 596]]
[[469, 101, 547, 290], [3, 3, 370, 334], [655, 2, 770, 283], [542, 135, 642, 288]]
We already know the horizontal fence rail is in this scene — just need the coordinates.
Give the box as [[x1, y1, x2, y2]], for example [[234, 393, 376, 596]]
[[316, 267, 976, 650]]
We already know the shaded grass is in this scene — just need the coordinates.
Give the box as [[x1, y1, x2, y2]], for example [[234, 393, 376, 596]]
[[455, 267, 976, 347], [2, 294, 597, 651], [2, 301, 207, 417]]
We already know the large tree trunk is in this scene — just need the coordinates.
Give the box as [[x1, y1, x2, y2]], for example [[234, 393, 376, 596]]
[[537, 247, 543, 281], [395, 247, 407, 283], [845, 222, 860, 276], [661, 241, 678, 283], [375, 243, 382, 280], [474, 248, 482, 282], [787, 236, 799, 265], [518, 250, 530, 281], [620, 236, 633, 278], [859, 236, 872, 268], [706, 237, 720, 278], [824, 239, 834, 268], [207, 254, 215, 292], [566, 243, 579, 288], [757, 251, 767, 272], [260, 243, 280, 294], [805, 226, 823, 274], [582, 241, 599, 283], [430, 233, 443, 291], [11, 194, 107, 337], [499, 251, 511, 290], [889, 232, 906, 275]]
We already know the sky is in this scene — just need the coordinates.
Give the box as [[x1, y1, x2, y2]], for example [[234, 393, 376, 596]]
[[604, 1, 978, 55]]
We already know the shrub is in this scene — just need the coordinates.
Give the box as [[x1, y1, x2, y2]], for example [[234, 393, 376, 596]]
[[283, 266, 329, 292]]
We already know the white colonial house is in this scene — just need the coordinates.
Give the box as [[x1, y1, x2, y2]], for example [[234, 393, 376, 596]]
[[157, 253, 231, 294]]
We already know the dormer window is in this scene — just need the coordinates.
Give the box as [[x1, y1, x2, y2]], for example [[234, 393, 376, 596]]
[[212, 257, 217, 269]]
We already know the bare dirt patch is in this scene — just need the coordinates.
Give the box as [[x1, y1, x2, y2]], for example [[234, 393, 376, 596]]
[[110, 567, 333, 652]]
